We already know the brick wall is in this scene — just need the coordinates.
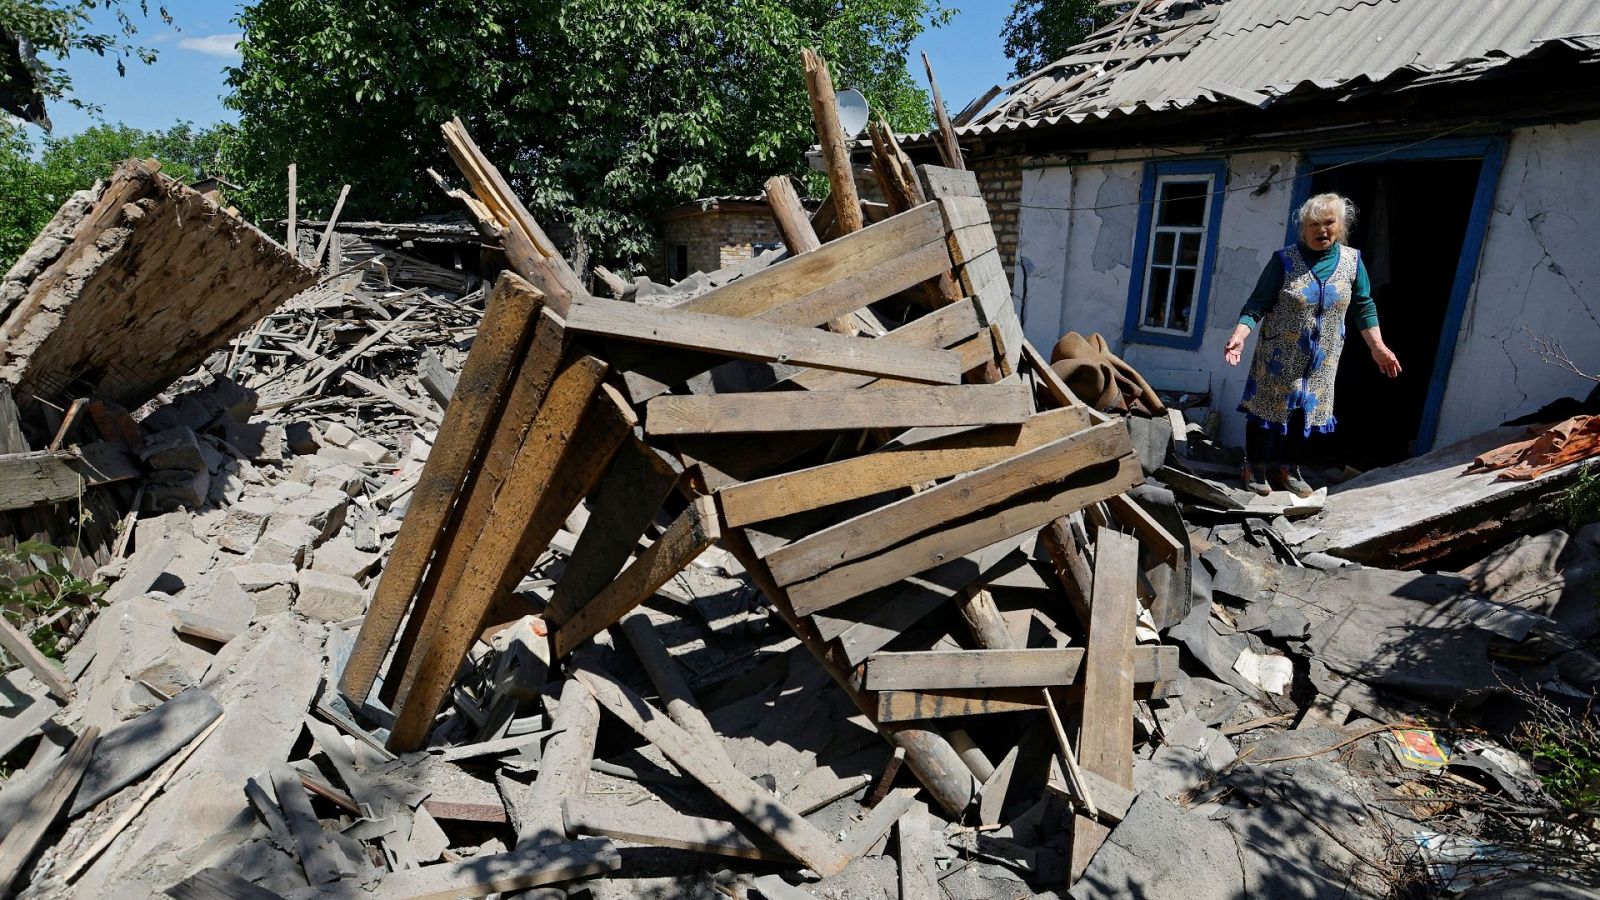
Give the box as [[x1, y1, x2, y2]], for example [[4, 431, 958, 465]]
[[972, 156, 1024, 278], [652, 207, 785, 282]]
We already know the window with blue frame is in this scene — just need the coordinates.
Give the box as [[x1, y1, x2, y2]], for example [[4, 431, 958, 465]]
[[1124, 160, 1227, 349]]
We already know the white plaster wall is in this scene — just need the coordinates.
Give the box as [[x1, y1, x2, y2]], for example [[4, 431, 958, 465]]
[[1012, 150, 1298, 445], [1433, 121, 1600, 446]]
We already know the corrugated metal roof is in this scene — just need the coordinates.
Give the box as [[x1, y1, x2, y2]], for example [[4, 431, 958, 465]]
[[965, 0, 1600, 132]]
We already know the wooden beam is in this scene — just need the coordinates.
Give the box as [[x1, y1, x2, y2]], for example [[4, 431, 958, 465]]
[[617, 608, 734, 769], [784, 298, 982, 393], [864, 646, 1178, 691], [767, 419, 1129, 585], [897, 802, 940, 899], [563, 799, 791, 862], [646, 383, 1032, 436], [1071, 530, 1141, 881], [542, 438, 681, 627], [877, 686, 1050, 722], [0, 726, 97, 896], [551, 495, 720, 658], [384, 307, 566, 707], [341, 273, 544, 703], [720, 407, 1090, 527], [386, 354, 607, 752], [786, 454, 1142, 615], [573, 663, 852, 877], [516, 679, 600, 849], [803, 48, 864, 234], [0, 445, 140, 513], [842, 786, 919, 860], [764, 175, 822, 255], [1105, 493, 1184, 566], [566, 296, 961, 384]]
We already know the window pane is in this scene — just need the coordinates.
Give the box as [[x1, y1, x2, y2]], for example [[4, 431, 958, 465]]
[[1171, 268, 1197, 332], [1145, 268, 1172, 326], [1158, 180, 1208, 227], [1153, 231, 1175, 266], [1177, 232, 1202, 267]]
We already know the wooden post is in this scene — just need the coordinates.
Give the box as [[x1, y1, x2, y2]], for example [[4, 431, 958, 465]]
[[516, 678, 600, 848], [922, 53, 965, 171], [286, 163, 298, 257], [1069, 529, 1141, 880], [764, 175, 856, 336], [310, 183, 350, 270], [802, 48, 864, 235]]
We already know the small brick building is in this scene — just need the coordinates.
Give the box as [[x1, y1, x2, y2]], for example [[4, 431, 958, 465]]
[[651, 196, 796, 283]]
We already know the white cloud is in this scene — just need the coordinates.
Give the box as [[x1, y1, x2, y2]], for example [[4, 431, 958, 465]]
[[178, 33, 242, 59]]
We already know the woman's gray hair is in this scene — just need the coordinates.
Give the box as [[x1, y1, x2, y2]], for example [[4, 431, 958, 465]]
[[1297, 192, 1357, 237]]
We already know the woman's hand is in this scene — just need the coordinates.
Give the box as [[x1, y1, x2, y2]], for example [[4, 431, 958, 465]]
[[1223, 324, 1250, 366], [1360, 326, 1401, 377], [1370, 343, 1401, 377]]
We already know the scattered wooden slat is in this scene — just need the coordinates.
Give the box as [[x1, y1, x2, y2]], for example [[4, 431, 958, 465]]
[[877, 686, 1049, 722], [0, 615, 72, 702], [787, 455, 1142, 614], [562, 799, 792, 862], [371, 837, 619, 900], [340, 371, 442, 424], [342, 273, 545, 703], [922, 53, 965, 170], [767, 419, 1129, 585], [543, 438, 682, 626], [897, 802, 940, 898], [386, 354, 608, 751], [551, 495, 719, 657], [1105, 493, 1184, 566], [842, 786, 919, 860], [310, 184, 351, 269], [784, 297, 983, 392], [1047, 768, 1137, 826], [0, 726, 98, 896], [165, 867, 286, 899], [573, 663, 851, 877], [646, 383, 1032, 436], [720, 407, 1090, 527], [271, 763, 347, 885], [1070, 530, 1141, 880], [567, 296, 962, 384], [863, 646, 1178, 692]]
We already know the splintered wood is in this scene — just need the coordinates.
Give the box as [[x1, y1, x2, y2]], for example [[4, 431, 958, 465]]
[[341, 117, 1178, 891]]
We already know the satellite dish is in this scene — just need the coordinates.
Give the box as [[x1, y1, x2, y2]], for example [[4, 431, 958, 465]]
[[836, 89, 870, 136]]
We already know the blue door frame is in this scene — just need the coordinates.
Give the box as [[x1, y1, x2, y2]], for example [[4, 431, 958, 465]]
[[1286, 136, 1507, 453]]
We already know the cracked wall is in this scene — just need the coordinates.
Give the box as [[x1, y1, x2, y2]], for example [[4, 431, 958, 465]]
[[1014, 150, 1297, 444], [1433, 121, 1600, 447]]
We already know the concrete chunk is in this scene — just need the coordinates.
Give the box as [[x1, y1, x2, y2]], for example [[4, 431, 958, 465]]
[[285, 421, 321, 455], [272, 486, 350, 541], [321, 421, 357, 447], [347, 436, 396, 465], [249, 520, 320, 567], [218, 495, 277, 554], [310, 538, 379, 582], [141, 426, 207, 471], [296, 569, 368, 622]]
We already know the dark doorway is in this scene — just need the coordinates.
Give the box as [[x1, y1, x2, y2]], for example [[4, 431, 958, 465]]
[[1305, 158, 1481, 468]]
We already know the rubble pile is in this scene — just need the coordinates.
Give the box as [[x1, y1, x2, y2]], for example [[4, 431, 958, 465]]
[[1, 51, 1599, 900]]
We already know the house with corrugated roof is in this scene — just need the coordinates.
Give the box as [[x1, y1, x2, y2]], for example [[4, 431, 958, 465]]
[[914, 0, 1600, 466]]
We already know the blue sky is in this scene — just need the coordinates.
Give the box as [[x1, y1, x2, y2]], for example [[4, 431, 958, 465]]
[[44, 1, 1014, 138]]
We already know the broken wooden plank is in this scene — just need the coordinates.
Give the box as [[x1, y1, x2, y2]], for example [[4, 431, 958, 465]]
[[562, 799, 792, 862], [947, 223, 998, 265], [386, 355, 609, 751], [342, 273, 544, 703], [767, 419, 1130, 585], [877, 686, 1049, 721], [784, 297, 983, 393], [897, 802, 940, 898], [573, 663, 852, 877], [787, 455, 1142, 614], [719, 407, 1091, 527], [1047, 767, 1137, 827], [646, 383, 1032, 436], [1071, 529, 1141, 880], [0, 615, 72, 702], [310, 183, 351, 269], [0, 726, 98, 896], [371, 837, 619, 900], [516, 679, 600, 849], [543, 438, 682, 626], [842, 786, 919, 860], [617, 607, 734, 769], [340, 371, 442, 424], [165, 867, 286, 900], [0, 446, 140, 513], [568, 295, 962, 384], [551, 495, 720, 657], [1105, 493, 1184, 566], [271, 763, 347, 885], [863, 646, 1178, 692]]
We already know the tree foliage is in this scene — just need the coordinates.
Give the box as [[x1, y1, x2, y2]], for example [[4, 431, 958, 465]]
[[0, 0, 170, 118], [0, 119, 225, 269], [222, 0, 948, 266], [1001, 0, 1120, 79]]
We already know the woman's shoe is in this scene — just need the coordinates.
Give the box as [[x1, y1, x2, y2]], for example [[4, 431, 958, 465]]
[[1241, 464, 1271, 496], [1269, 465, 1315, 498]]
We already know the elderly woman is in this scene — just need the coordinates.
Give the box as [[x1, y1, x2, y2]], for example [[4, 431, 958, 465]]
[[1222, 193, 1402, 497]]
